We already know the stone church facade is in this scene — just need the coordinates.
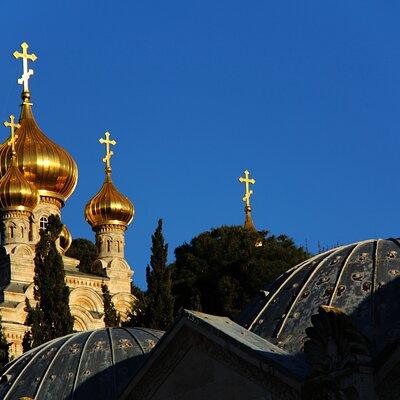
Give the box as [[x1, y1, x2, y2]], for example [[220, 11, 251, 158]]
[[0, 43, 135, 357]]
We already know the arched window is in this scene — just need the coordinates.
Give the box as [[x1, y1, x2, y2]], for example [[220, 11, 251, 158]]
[[107, 240, 111, 252], [9, 226, 14, 239], [39, 216, 48, 231], [21, 226, 24, 239]]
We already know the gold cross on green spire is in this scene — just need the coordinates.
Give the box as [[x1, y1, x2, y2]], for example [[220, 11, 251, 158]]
[[4, 115, 20, 155], [239, 170, 256, 208], [13, 42, 37, 93], [99, 131, 116, 173]]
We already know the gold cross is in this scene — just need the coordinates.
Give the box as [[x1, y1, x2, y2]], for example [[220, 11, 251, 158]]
[[3, 115, 20, 155], [99, 131, 116, 172], [239, 170, 256, 208], [13, 42, 37, 93]]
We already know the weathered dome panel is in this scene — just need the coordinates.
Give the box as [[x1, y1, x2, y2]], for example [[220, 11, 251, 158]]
[[0, 327, 163, 400], [244, 238, 400, 356]]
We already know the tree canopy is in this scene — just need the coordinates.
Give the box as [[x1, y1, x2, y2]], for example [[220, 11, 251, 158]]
[[171, 225, 309, 320], [125, 219, 174, 330], [23, 215, 74, 350], [101, 283, 120, 327], [66, 238, 97, 273]]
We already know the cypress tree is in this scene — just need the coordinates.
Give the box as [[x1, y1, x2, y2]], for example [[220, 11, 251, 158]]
[[0, 316, 10, 369], [145, 219, 174, 330], [101, 283, 120, 327], [23, 215, 74, 349]]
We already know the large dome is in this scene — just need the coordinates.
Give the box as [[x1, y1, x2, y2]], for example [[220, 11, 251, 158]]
[[0, 95, 78, 206], [0, 327, 163, 400], [243, 238, 400, 356]]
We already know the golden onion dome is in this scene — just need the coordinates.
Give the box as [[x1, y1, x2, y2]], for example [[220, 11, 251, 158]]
[[59, 224, 72, 254], [0, 156, 39, 212], [0, 94, 78, 206], [85, 172, 134, 229]]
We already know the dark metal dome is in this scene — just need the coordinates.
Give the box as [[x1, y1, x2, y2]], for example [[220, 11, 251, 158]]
[[0, 327, 163, 400], [243, 238, 400, 356]]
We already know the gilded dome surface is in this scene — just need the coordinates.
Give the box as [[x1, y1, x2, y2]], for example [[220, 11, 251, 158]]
[[85, 173, 134, 228], [0, 99, 78, 204], [242, 238, 400, 356], [0, 161, 39, 211], [0, 327, 163, 400]]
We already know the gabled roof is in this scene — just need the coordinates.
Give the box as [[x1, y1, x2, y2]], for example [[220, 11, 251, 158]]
[[120, 310, 307, 400]]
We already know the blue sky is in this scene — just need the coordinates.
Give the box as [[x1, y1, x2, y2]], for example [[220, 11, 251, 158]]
[[1, 2, 400, 288]]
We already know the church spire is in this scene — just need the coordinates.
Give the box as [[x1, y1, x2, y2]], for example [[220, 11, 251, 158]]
[[238, 170, 256, 231], [13, 42, 37, 102]]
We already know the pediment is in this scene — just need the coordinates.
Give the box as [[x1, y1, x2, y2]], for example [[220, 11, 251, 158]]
[[120, 311, 304, 400]]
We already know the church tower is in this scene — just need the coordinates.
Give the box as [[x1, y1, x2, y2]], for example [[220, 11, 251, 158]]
[[85, 131, 135, 294]]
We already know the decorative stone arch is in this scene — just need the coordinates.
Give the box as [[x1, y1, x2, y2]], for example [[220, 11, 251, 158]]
[[109, 258, 132, 279], [69, 286, 104, 314], [5, 220, 17, 240], [25, 283, 35, 301], [11, 243, 34, 256], [14, 301, 27, 324], [111, 292, 135, 322], [70, 305, 99, 331]]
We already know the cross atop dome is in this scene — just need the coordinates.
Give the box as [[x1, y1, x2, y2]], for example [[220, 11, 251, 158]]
[[13, 42, 37, 96], [238, 170, 257, 231], [99, 131, 116, 174], [239, 170, 255, 208], [3, 114, 20, 156]]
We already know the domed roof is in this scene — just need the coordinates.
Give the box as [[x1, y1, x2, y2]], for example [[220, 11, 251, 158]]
[[0, 95, 78, 206], [85, 172, 134, 229], [0, 156, 39, 211], [243, 238, 400, 356], [0, 327, 163, 400]]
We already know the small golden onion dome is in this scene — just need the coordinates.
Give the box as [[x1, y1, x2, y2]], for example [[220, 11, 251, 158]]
[[0, 94, 78, 205], [59, 224, 72, 254], [0, 157, 39, 211], [85, 172, 134, 229]]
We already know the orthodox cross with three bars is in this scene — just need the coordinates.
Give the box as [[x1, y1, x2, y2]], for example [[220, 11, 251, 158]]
[[239, 170, 256, 208], [4, 115, 20, 155], [13, 42, 37, 93], [99, 131, 116, 172]]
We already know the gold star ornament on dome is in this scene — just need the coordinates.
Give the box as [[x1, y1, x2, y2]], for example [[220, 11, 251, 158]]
[[13, 42, 37, 94], [99, 131, 116, 173]]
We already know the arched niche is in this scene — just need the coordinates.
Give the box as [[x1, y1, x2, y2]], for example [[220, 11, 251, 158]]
[[11, 244, 34, 256], [111, 292, 135, 321], [69, 286, 104, 314]]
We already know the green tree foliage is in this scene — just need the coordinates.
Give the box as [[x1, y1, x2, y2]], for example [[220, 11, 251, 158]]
[[171, 225, 309, 320], [0, 316, 10, 369], [125, 220, 174, 330], [101, 283, 120, 327], [145, 219, 174, 329], [123, 284, 147, 327], [66, 238, 97, 273], [23, 215, 74, 350]]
